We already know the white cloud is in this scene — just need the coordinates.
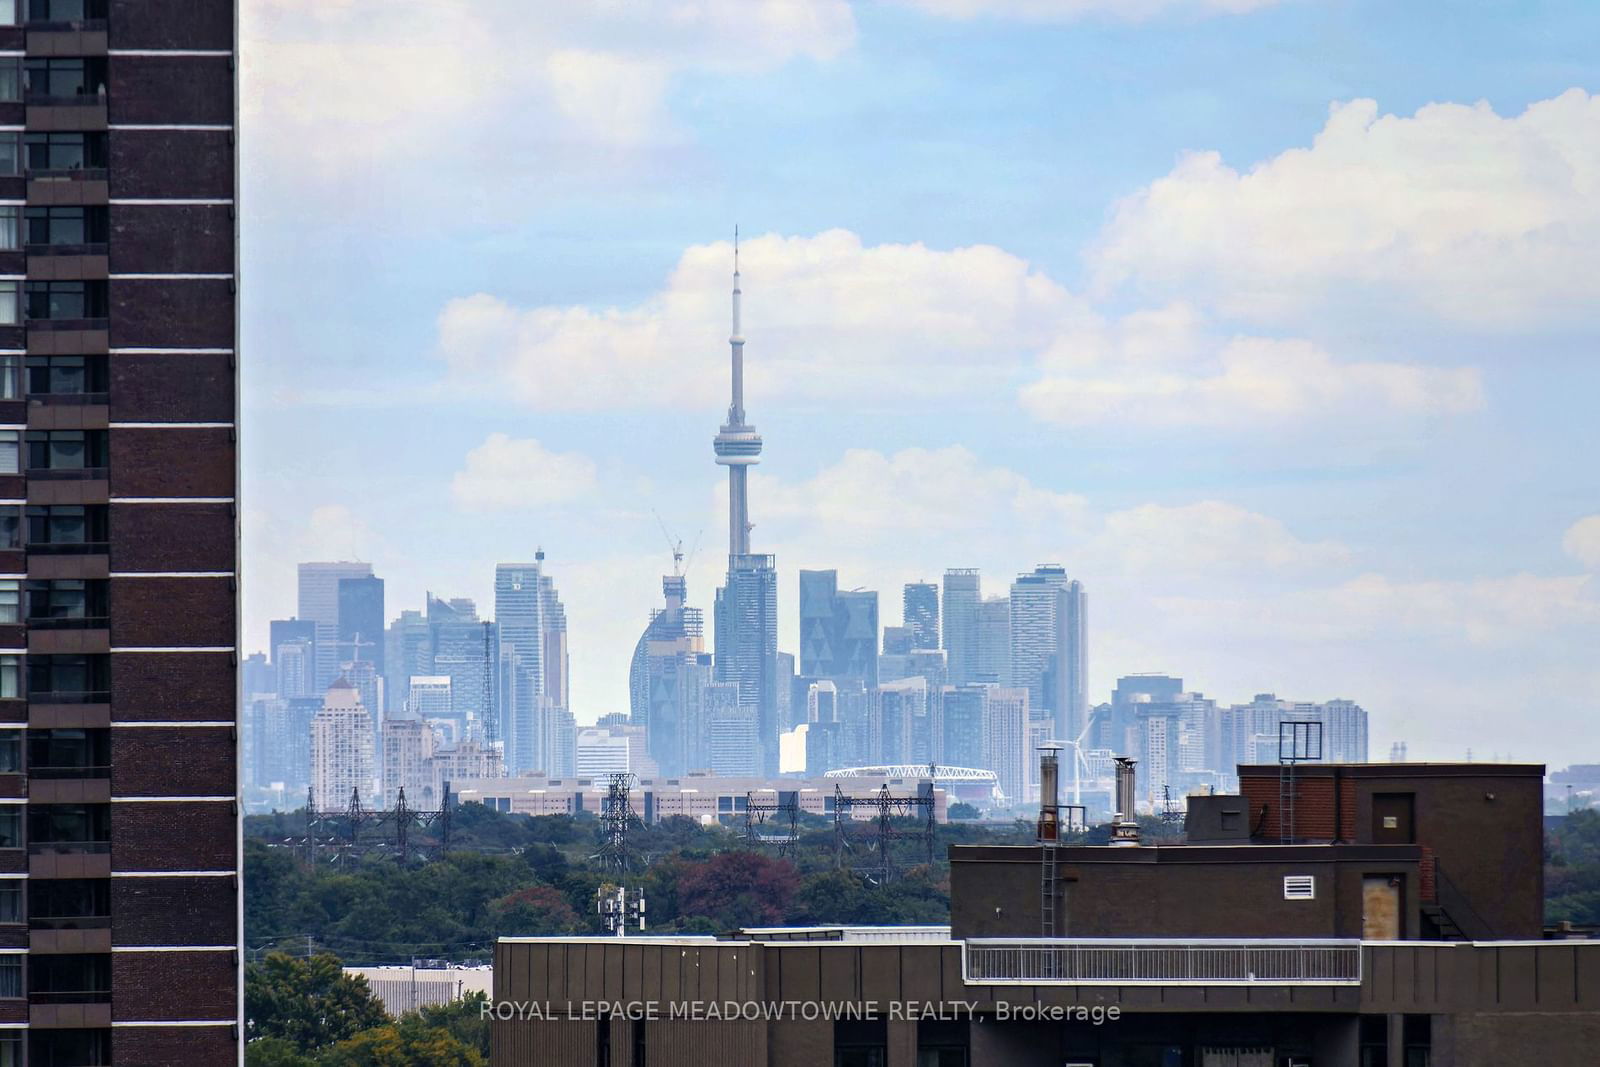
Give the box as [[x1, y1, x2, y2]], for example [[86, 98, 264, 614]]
[[1090, 89, 1600, 326], [1095, 500, 1349, 575], [436, 229, 1090, 411], [440, 229, 1479, 432], [1157, 572, 1599, 647], [755, 445, 1091, 540], [746, 446, 1342, 587], [892, 0, 1280, 21], [451, 434, 598, 511], [242, 0, 855, 178], [1023, 334, 1483, 427], [1563, 515, 1600, 569]]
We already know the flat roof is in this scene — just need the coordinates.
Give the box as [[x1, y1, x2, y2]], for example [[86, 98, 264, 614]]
[[1236, 762, 1545, 778]]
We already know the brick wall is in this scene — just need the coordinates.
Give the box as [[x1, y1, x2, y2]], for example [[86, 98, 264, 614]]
[[110, 576, 235, 647], [109, 503, 235, 572], [111, 651, 234, 721], [111, 802, 235, 870], [112, 876, 238, 946], [112, 727, 235, 796]]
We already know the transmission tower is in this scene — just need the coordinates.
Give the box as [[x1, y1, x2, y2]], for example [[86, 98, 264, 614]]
[[743, 790, 801, 856], [832, 782, 937, 884]]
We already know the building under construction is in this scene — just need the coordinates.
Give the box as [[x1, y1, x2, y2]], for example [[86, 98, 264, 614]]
[[487, 755, 1599, 1066]]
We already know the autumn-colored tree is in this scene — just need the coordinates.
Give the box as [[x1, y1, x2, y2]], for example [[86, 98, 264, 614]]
[[490, 884, 581, 935], [676, 851, 798, 927], [315, 1021, 485, 1067]]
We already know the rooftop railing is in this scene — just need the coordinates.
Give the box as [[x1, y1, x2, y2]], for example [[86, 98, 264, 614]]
[[962, 939, 1362, 986]]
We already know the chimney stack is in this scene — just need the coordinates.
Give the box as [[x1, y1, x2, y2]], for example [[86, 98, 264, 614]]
[[1037, 744, 1061, 842], [1111, 756, 1140, 846]]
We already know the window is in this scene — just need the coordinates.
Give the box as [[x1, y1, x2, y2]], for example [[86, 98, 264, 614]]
[[0, 283, 16, 326], [26, 430, 108, 471], [1284, 875, 1316, 900], [0, 655, 16, 699], [0, 207, 16, 252], [23, 280, 108, 321], [27, 579, 105, 622], [0, 58, 17, 104], [0, 580, 15, 624], [25, 206, 107, 248], [0, 1031, 17, 1067], [0, 134, 16, 178], [0, 0, 15, 26], [26, 504, 107, 549], [27, 654, 109, 700], [0, 882, 19, 923], [0, 808, 17, 848], [0, 355, 18, 399], [28, 952, 110, 999], [28, 878, 109, 926], [28, 729, 108, 776], [0, 731, 17, 772], [27, 803, 110, 846], [28, 0, 109, 20], [23, 132, 106, 173], [0, 956, 18, 999], [0, 507, 16, 549], [27, 355, 107, 396], [23, 58, 105, 101]]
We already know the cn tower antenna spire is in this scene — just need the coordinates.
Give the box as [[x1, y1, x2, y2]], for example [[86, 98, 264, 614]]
[[713, 226, 762, 557]]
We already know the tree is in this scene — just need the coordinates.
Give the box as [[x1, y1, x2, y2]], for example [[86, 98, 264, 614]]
[[677, 851, 799, 928], [314, 1021, 485, 1067], [245, 1037, 314, 1067], [245, 952, 390, 1052], [1547, 809, 1600, 925], [413, 991, 491, 1058], [491, 885, 581, 935], [947, 802, 979, 820]]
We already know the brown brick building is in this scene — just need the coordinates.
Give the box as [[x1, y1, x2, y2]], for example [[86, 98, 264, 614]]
[[0, 1, 240, 1063], [490, 764, 1600, 1065]]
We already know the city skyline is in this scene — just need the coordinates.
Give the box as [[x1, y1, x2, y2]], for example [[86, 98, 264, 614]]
[[243, 1, 1600, 770]]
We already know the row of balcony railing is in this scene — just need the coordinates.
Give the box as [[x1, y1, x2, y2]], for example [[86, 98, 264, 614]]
[[963, 939, 1364, 986]]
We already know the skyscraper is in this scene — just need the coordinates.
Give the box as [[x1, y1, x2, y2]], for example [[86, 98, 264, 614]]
[[298, 561, 373, 692], [496, 555, 569, 774], [975, 596, 1010, 685], [426, 595, 497, 744], [1008, 565, 1089, 742], [337, 573, 386, 680], [799, 569, 879, 689], [942, 568, 980, 685], [903, 581, 939, 650], [0, 9, 242, 1058], [713, 235, 779, 774], [311, 678, 376, 809], [629, 568, 704, 775]]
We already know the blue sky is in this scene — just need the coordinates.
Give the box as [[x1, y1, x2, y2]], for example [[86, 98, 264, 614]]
[[239, 0, 1600, 767]]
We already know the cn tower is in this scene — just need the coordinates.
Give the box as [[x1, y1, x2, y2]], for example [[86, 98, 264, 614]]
[[713, 227, 763, 557]]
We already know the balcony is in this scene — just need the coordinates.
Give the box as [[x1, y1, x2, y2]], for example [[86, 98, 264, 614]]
[[24, 615, 105, 631], [26, 764, 108, 780], [26, 841, 107, 855], [961, 939, 1364, 987], [27, 395, 108, 412], [28, 988, 109, 1005], [22, 541, 107, 556], [24, 691, 108, 705], [29, 914, 109, 931], [23, 467, 105, 481]]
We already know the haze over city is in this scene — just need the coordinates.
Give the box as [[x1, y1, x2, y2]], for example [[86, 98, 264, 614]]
[[241, 0, 1600, 769]]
